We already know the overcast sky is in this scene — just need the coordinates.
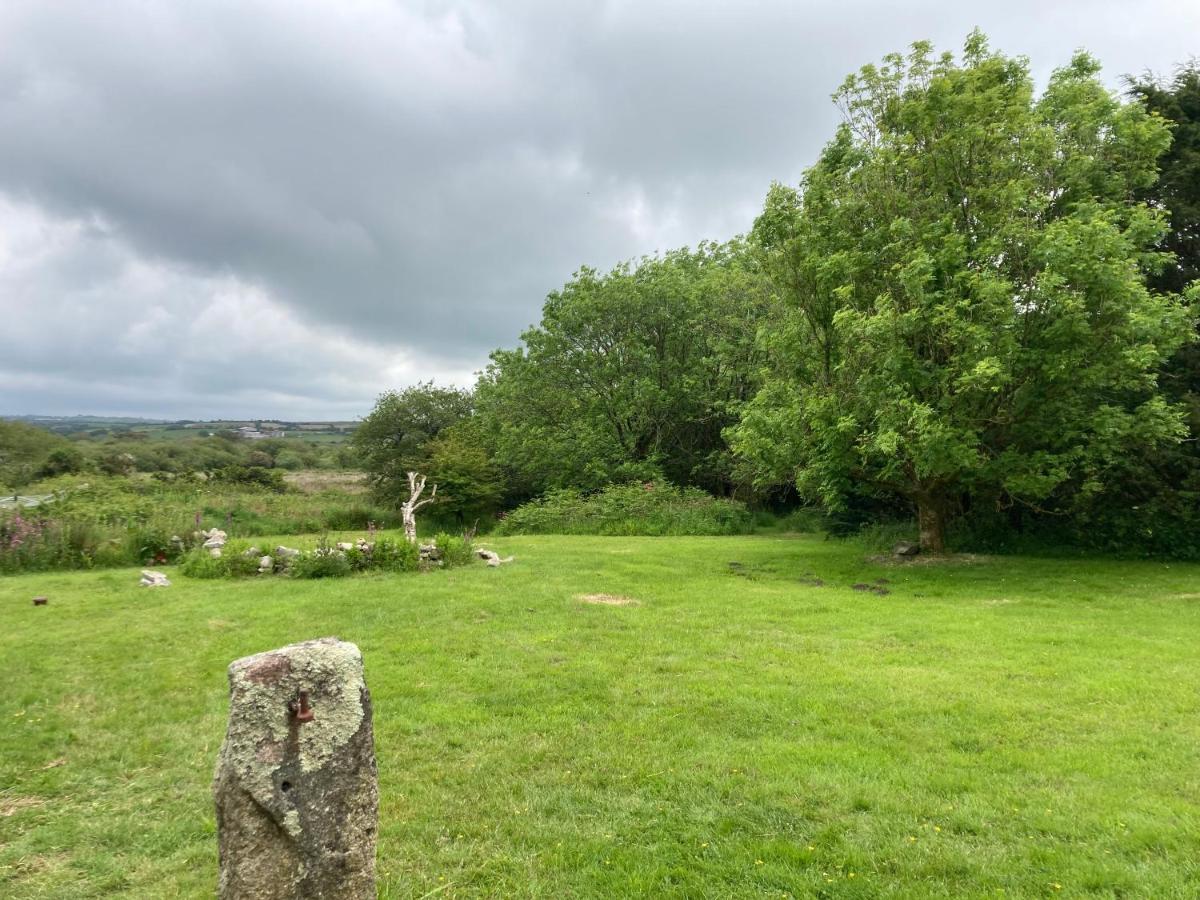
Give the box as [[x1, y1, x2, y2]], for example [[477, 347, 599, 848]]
[[1, 1, 1196, 420]]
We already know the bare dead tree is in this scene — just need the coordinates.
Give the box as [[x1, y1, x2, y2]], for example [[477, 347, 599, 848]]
[[400, 471, 437, 545]]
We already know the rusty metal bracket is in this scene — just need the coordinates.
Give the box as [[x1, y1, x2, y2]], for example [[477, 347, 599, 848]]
[[289, 690, 315, 723]]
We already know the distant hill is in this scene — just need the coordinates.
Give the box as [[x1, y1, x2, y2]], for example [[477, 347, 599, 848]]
[[2, 415, 358, 440]]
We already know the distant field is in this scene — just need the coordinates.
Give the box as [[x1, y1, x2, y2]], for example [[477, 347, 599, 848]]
[[2, 535, 1199, 898]]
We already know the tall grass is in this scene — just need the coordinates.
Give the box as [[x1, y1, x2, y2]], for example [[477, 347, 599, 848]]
[[0, 473, 397, 573]]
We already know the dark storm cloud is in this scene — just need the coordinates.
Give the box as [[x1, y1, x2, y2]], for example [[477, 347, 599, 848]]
[[0, 0, 1197, 417]]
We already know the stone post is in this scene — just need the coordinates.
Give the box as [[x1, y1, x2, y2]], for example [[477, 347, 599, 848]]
[[213, 637, 378, 899]]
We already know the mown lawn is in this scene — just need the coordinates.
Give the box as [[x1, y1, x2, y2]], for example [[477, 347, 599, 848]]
[[2, 534, 1199, 898]]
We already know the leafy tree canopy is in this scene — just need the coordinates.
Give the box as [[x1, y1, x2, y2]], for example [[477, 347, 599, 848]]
[[734, 32, 1197, 551], [475, 240, 772, 500], [0, 421, 75, 491], [352, 382, 473, 507]]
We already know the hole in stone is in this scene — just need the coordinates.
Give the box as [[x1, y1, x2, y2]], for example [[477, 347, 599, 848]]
[[280, 781, 292, 793]]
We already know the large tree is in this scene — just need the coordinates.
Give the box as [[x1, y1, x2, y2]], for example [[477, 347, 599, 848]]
[[734, 33, 1196, 552], [352, 383, 473, 507], [1128, 62, 1200, 296], [475, 240, 771, 499]]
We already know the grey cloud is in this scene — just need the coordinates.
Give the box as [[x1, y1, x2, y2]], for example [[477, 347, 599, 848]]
[[1, 0, 1197, 417]]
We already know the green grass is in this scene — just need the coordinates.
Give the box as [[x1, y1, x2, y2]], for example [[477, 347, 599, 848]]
[[2, 534, 1199, 898]]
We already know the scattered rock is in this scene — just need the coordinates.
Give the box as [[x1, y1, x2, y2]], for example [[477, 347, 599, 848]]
[[140, 570, 170, 587], [476, 548, 514, 567], [258, 555, 273, 574], [213, 637, 378, 899], [209, 548, 223, 559], [893, 541, 920, 558], [336, 542, 355, 551], [275, 546, 301, 559], [202, 528, 229, 553]]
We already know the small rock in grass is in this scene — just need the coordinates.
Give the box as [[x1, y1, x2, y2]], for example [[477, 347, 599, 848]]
[[893, 541, 920, 557], [476, 548, 514, 567], [140, 570, 170, 587]]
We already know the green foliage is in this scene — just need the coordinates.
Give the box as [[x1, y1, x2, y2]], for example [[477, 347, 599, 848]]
[[352, 383, 473, 506], [209, 465, 287, 492], [39, 446, 87, 478], [424, 423, 504, 525], [1052, 62, 1200, 558], [179, 545, 261, 579], [1128, 62, 1200, 295], [734, 33, 1196, 552], [289, 539, 354, 579], [432, 531, 474, 567], [475, 241, 771, 500], [497, 481, 754, 536], [0, 420, 76, 490], [0, 474, 395, 573], [368, 537, 420, 573]]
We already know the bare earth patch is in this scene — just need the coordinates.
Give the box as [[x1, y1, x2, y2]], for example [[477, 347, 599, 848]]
[[576, 593, 640, 607], [867, 552, 989, 566], [1, 796, 46, 817]]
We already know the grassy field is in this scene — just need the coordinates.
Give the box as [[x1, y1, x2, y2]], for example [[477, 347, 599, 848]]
[[2, 534, 1199, 898]]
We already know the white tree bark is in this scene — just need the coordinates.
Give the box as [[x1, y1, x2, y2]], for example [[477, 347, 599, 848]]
[[400, 471, 437, 545]]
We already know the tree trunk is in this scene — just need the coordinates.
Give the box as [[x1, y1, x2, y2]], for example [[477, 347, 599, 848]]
[[400, 471, 436, 546], [916, 494, 946, 554]]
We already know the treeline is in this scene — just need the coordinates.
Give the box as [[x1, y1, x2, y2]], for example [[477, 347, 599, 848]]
[[355, 35, 1200, 557]]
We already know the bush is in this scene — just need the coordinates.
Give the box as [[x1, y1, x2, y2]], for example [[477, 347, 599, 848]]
[[496, 482, 754, 536], [179, 544, 262, 578], [179, 549, 228, 579], [290, 538, 353, 579], [210, 465, 287, 492], [370, 538, 419, 572], [434, 532, 474, 567]]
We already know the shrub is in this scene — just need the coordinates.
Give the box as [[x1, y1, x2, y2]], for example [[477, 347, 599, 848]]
[[209, 465, 287, 493], [434, 532, 474, 567], [496, 482, 754, 536], [179, 549, 228, 579], [179, 544, 262, 578], [370, 538, 419, 572], [290, 538, 353, 579]]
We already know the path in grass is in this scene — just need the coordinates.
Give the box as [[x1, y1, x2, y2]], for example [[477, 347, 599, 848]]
[[2, 535, 1199, 897]]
